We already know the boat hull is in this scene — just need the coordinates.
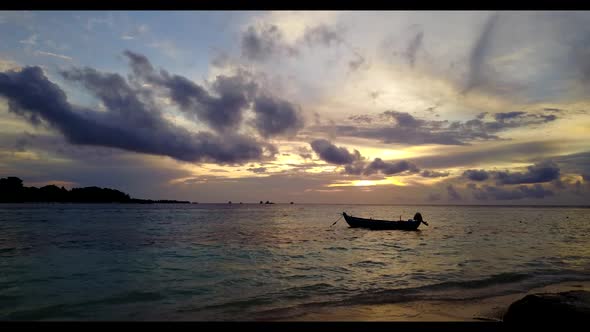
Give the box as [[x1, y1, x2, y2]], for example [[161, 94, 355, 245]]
[[342, 213, 421, 231]]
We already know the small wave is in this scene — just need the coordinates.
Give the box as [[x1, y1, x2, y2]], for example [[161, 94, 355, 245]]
[[88, 291, 165, 305], [350, 260, 387, 268], [337, 270, 590, 307], [6, 303, 84, 320], [325, 246, 348, 251], [182, 296, 274, 313]]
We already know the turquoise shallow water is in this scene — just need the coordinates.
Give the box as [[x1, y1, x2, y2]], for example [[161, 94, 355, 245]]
[[1, 203, 589, 320]]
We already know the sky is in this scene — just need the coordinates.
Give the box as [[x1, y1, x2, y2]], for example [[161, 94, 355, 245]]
[[0, 11, 589, 204]]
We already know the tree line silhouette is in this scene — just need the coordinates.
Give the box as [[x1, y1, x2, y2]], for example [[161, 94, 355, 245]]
[[0, 176, 190, 204]]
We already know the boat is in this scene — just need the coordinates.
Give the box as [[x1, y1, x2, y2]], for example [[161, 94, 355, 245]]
[[342, 212, 428, 231]]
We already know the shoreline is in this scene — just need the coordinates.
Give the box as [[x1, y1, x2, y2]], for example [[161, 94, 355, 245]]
[[275, 281, 590, 321]]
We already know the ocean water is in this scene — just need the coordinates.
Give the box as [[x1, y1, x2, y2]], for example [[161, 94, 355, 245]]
[[1, 203, 589, 320]]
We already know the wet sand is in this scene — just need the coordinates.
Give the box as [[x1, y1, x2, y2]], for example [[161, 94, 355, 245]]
[[282, 281, 590, 321]]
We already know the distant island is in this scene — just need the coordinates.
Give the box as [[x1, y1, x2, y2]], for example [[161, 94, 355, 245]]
[[0, 176, 190, 204]]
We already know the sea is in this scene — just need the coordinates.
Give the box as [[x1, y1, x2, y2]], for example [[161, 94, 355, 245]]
[[1, 203, 589, 320]]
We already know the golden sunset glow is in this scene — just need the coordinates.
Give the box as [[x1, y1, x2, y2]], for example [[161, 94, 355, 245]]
[[0, 11, 588, 204]]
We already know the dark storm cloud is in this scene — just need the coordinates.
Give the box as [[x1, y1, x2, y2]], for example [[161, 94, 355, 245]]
[[0, 66, 273, 164], [251, 95, 305, 138], [123, 51, 304, 137], [463, 13, 500, 94], [381, 110, 423, 128], [343, 161, 365, 175], [310, 139, 362, 165], [476, 112, 488, 119], [446, 184, 461, 201], [546, 152, 590, 178], [124, 50, 255, 133], [463, 169, 490, 181], [494, 111, 526, 121], [495, 161, 560, 185], [420, 170, 450, 178], [124, 50, 154, 78], [314, 109, 559, 147], [461, 162, 560, 185], [471, 184, 554, 200], [405, 31, 423, 67], [362, 158, 419, 176], [61, 67, 160, 129]]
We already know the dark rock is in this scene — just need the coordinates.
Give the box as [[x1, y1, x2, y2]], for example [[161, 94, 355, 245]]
[[503, 291, 590, 323]]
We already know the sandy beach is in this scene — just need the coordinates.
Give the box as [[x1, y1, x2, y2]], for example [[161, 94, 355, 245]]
[[281, 281, 590, 321]]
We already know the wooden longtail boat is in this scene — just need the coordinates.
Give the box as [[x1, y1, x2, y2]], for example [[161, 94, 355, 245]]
[[342, 212, 428, 231]]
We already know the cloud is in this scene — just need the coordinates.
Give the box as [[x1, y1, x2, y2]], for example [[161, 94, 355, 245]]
[[446, 184, 461, 201], [463, 169, 490, 181], [348, 52, 367, 72], [297, 146, 313, 160], [493, 111, 525, 121], [363, 158, 419, 176], [35, 51, 73, 61], [463, 13, 500, 94], [241, 24, 298, 61], [381, 110, 423, 128], [404, 31, 423, 67], [310, 139, 361, 165], [242, 23, 348, 62], [495, 161, 560, 185], [420, 170, 450, 178], [239, 21, 367, 72], [461, 162, 560, 185], [343, 161, 365, 175], [323, 123, 467, 146], [317, 110, 559, 147], [121, 24, 149, 40], [303, 24, 344, 47], [19, 34, 37, 45], [251, 95, 305, 138], [124, 50, 304, 137], [0, 58, 19, 72], [247, 167, 267, 174], [0, 66, 274, 165], [547, 152, 590, 179], [410, 140, 566, 170], [125, 50, 253, 132], [348, 114, 373, 124], [471, 184, 554, 200]]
